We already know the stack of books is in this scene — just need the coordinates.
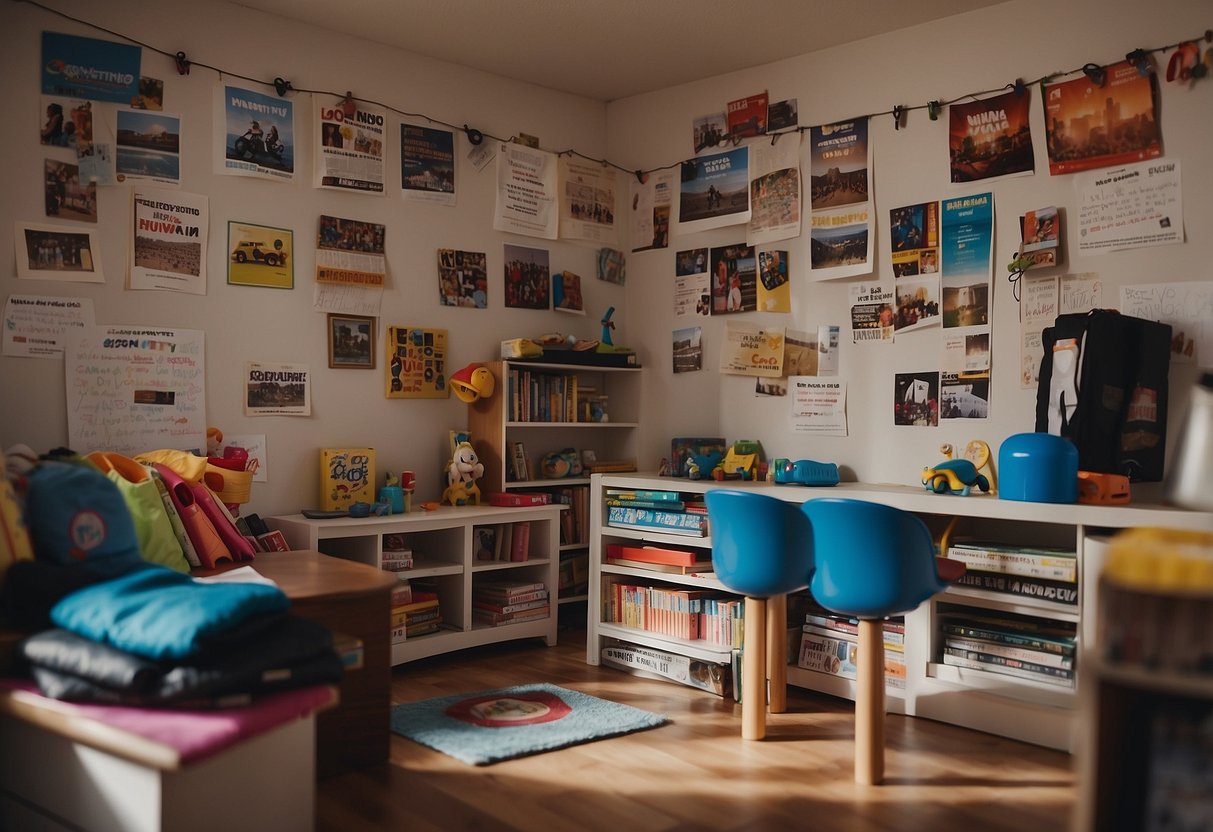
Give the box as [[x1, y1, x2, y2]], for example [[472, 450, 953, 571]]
[[390, 582, 441, 643], [945, 540, 1078, 606], [939, 611, 1076, 688], [604, 543, 713, 575], [797, 611, 906, 687], [381, 533, 414, 572], [472, 578, 550, 627], [604, 489, 707, 537]]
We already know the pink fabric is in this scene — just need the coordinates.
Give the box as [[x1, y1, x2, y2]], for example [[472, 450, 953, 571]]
[[0, 679, 334, 766]]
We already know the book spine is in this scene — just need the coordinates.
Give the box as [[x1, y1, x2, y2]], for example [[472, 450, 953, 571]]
[[474, 589, 549, 605], [798, 629, 858, 678], [605, 543, 703, 567], [940, 621, 1075, 654], [943, 636, 1074, 669], [605, 489, 682, 501], [952, 570, 1079, 605], [607, 506, 706, 532], [945, 545, 1077, 582], [942, 648, 1075, 686], [476, 580, 546, 594], [605, 498, 687, 511], [473, 598, 549, 615], [509, 521, 530, 561]]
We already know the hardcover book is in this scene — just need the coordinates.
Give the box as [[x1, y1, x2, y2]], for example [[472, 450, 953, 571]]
[[606, 505, 707, 536], [604, 543, 706, 567], [601, 643, 730, 697], [319, 447, 375, 511]]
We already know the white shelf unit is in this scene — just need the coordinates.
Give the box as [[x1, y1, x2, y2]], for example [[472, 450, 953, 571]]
[[586, 472, 1213, 751], [468, 360, 642, 609], [266, 504, 563, 665]]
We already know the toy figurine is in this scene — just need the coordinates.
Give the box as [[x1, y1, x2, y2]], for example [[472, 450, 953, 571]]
[[596, 306, 634, 355], [442, 441, 483, 506], [923, 439, 997, 495], [686, 449, 724, 480], [713, 440, 763, 481], [450, 363, 496, 404]]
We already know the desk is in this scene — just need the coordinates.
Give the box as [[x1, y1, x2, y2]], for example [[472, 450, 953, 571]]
[[195, 550, 397, 777]]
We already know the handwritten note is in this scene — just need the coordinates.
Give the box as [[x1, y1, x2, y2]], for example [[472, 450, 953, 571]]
[[2, 294, 94, 358], [65, 326, 206, 454], [1121, 281, 1213, 365], [1059, 272, 1103, 313], [1076, 160, 1183, 253]]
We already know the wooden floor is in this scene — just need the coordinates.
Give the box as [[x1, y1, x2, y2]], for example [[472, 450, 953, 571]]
[[316, 620, 1076, 832]]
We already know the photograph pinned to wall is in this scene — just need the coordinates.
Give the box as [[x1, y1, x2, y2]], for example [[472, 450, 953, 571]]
[[809, 118, 869, 210], [942, 330, 991, 374], [948, 88, 1035, 183], [672, 326, 702, 374], [437, 248, 487, 308], [115, 108, 180, 186], [692, 111, 727, 154], [726, 91, 768, 140], [809, 204, 872, 281], [719, 320, 784, 377], [131, 76, 164, 110], [559, 156, 618, 245], [216, 83, 295, 182], [894, 371, 939, 427], [757, 250, 790, 312], [709, 244, 756, 314], [790, 378, 847, 435], [227, 221, 293, 289], [314, 96, 385, 194], [327, 313, 376, 369], [784, 326, 840, 378], [747, 135, 801, 246], [1044, 60, 1160, 176], [941, 371, 990, 420], [42, 31, 142, 104], [401, 124, 455, 205], [40, 95, 91, 150], [678, 147, 751, 234], [493, 142, 558, 239], [385, 326, 448, 399], [941, 192, 994, 332], [129, 187, 208, 294], [893, 275, 940, 333], [674, 248, 710, 317], [2, 294, 94, 359], [553, 271, 584, 314], [503, 243, 550, 310], [767, 98, 798, 132], [314, 215, 386, 318], [598, 247, 625, 284], [15, 222, 103, 282], [889, 201, 939, 277], [849, 281, 894, 343], [44, 159, 96, 223], [244, 361, 310, 416], [629, 168, 674, 253]]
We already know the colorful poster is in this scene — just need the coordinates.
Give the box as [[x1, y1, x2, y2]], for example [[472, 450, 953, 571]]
[[672, 326, 702, 374], [503, 243, 550, 309], [757, 250, 790, 312], [726, 92, 768, 139], [227, 222, 293, 289], [553, 271, 584, 314], [941, 192, 994, 331], [2, 294, 94, 359], [129, 188, 209, 294], [894, 371, 939, 427], [493, 142, 558, 239], [559, 156, 618, 245], [385, 326, 448, 398], [115, 109, 180, 186], [1075, 159, 1183, 253], [42, 32, 141, 104], [890, 201, 940, 278], [941, 372, 991, 420], [678, 147, 751, 234], [748, 137, 801, 246], [65, 326, 206, 454], [948, 89, 1035, 183], [629, 168, 674, 252], [401, 125, 455, 205], [809, 204, 872, 281], [217, 84, 295, 181], [809, 118, 873, 280], [244, 361, 311, 416], [719, 321, 784, 377], [1044, 60, 1159, 176], [849, 280, 894, 343], [315, 215, 385, 287], [437, 248, 487, 308], [314, 97, 385, 194], [674, 248, 710, 317], [709, 244, 756, 314]]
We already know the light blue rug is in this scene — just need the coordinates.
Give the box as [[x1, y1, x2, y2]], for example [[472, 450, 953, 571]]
[[390, 682, 669, 765]]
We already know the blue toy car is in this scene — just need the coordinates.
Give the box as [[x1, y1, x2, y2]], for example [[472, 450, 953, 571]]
[[921, 459, 990, 495], [772, 458, 840, 486]]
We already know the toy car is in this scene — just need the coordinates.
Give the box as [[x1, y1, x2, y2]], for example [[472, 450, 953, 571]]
[[922, 459, 990, 496], [713, 440, 762, 481], [772, 458, 840, 486]]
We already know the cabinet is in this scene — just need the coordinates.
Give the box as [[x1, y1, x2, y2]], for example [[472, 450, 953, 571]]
[[266, 504, 563, 665], [468, 360, 641, 609], [586, 473, 1213, 751]]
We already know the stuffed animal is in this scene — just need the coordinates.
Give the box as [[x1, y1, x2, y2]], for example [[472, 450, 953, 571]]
[[442, 441, 484, 506]]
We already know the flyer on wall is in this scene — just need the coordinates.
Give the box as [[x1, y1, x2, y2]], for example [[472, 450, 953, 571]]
[[677, 146, 751, 234], [114, 108, 181, 187], [672, 326, 702, 374], [674, 248, 710, 317], [629, 167, 674, 252], [808, 118, 873, 280], [493, 142, 558, 239], [948, 89, 1035, 183], [940, 192, 994, 341], [401, 125, 455, 205], [42, 32, 142, 104], [558, 156, 619, 246], [849, 280, 894, 343], [216, 83, 295, 182], [789, 378, 847, 435], [756, 249, 790, 312], [2, 294, 94, 358], [784, 326, 840, 377], [314, 96, 385, 194], [747, 137, 801, 246], [128, 187, 209, 294], [244, 361, 311, 416], [718, 320, 783, 377], [1075, 159, 1183, 253]]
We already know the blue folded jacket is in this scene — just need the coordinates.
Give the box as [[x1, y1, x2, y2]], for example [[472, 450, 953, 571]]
[[51, 566, 290, 660]]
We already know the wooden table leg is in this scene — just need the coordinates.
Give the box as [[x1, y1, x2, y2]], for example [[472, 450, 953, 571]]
[[855, 618, 885, 785], [742, 595, 767, 740], [766, 594, 787, 714]]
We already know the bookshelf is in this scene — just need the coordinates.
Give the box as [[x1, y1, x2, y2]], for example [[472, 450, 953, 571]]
[[266, 504, 562, 664], [587, 472, 1213, 751], [467, 360, 641, 609]]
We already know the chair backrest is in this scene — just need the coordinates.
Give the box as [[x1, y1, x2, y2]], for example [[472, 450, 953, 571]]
[[704, 490, 812, 597], [801, 497, 947, 619]]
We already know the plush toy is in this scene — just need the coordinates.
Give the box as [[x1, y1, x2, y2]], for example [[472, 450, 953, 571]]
[[442, 441, 484, 506]]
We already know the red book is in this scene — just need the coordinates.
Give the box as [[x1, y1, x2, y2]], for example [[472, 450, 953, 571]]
[[605, 544, 705, 567], [509, 521, 531, 562], [488, 492, 551, 507]]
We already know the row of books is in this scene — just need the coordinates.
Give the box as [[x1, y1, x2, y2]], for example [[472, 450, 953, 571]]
[[601, 575, 741, 646], [472, 521, 532, 562], [507, 367, 579, 423], [945, 541, 1078, 606], [558, 551, 589, 597], [938, 610, 1077, 688], [600, 641, 732, 698], [552, 484, 589, 545], [796, 613, 907, 689], [381, 533, 414, 572], [472, 578, 550, 627], [1098, 578, 1213, 674], [604, 489, 708, 537], [391, 581, 441, 643]]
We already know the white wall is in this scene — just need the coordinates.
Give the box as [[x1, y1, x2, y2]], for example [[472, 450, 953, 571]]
[[607, 0, 1213, 488], [0, 0, 614, 515]]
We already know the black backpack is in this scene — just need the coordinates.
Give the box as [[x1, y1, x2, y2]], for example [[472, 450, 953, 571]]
[[1035, 309, 1172, 481]]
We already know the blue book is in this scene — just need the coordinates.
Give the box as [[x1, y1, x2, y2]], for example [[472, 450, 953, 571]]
[[604, 488, 682, 502], [607, 505, 706, 536]]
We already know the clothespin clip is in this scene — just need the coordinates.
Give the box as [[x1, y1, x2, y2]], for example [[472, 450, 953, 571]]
[[462, 125, 483, 145], [634, 170, 647, 184], [1082, 63, 1106, 86], [770, 131, 782, 145], [1126, 49, 1152, 77], [174, 51, 190, 76], [273, 77, 292, 97], [341, 91, 357, 119], [927, 100, 941, 121], [892, 105, 905, 130], [1012, 78, 1026, 96]]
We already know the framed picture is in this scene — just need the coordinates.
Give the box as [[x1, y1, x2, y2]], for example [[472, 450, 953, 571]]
[[227, 221, 294, 289], [327, 313, 376, 369]]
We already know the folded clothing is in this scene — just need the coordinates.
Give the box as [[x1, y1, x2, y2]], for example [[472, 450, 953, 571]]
[[52, 566, 290, 661]]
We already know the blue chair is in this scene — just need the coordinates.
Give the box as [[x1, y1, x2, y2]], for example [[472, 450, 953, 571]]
[[801, 497, 964, 784], [705, 490, 813, 740]]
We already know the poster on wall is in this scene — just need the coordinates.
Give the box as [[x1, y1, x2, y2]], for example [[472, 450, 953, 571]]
[[849, 280, 894, 343], [747, 137, 801, 246], [629, 168, 674, 252], [709, 244, 756, 314], [385, 326, 448, 398], [558, 156, 619, 246], [672, 326, 702, 373], [894, 371, 939, 427], [674, 248, 710, 317], [401, 125, 455, 205], [1074, 159, 1183, 253], [128, 187, 208, 294], [940, 193, 994, 347], [890, 201, 939, 279], [15, 221, 104, 282], [437, 248, 487, 308], [948, 89, 1035, 183], [493, 142, 558, 239], [216, 83, 295, 182], [227, 221, 293, 289], [808, 118, 872, 280], [314, 96, 385, 194], [114, 109, 180, 187], [1019, 273, 1058, 389], [65, 326, 206, 455], [2, 294, 94, 359], [941, 372, 990, 420], [1044, 60, 1159, 176], [790, 378, 847, 435], [756, 249, 790, 312], [503, 243, 550, 309], [691, 111, 727, 154], [244, 361, 311, 416], [718, 321, 783, 377], [677, 146, 751, 234], [726, 92, 768, 139], [42, 32, 141, 104]]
